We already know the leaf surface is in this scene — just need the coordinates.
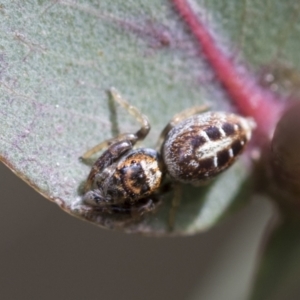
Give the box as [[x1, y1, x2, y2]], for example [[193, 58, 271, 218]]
[[1, 0, 299, 235]]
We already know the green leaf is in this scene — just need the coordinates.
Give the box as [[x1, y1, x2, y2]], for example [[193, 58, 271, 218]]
[[250, 219, 300, 300], [1, 0, 299, 235]]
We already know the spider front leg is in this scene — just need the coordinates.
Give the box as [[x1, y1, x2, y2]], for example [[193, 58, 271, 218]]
[[156, 104, 209, 150], [109, 87, 150, 141], [82, 87, 151, 160], [110, 196, 160, 217], [82, 88, 152, 191], [82, 88, 164, 219]]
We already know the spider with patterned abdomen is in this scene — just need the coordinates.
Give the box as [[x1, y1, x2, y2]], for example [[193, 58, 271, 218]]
[[81, 88, 255, 229], [82, 88, 165, 218]]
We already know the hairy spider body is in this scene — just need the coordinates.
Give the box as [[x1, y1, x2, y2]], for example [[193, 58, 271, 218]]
[[113, 148, 163, 199], [162, 112, 253, 184], [82, 88, 254, 229], [82, 89, 164, 217], [83, 147, 163, 210]]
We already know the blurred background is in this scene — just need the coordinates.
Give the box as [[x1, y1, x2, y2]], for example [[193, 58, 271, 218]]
[[0, 163, 272, 300]]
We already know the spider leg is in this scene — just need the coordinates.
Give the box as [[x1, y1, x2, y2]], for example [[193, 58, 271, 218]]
[[110, 87, 150, 141], [128, 197, 159, 218], [168, 182, 183, 232], [91, 196, 159, 217], [156, 104, 209, 150], [82, 88, 151, 159], [81, 133, 136, 159]]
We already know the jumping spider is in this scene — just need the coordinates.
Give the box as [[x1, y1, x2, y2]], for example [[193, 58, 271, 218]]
[[82, 88, 254, 229], [82, 88, 165, 219]]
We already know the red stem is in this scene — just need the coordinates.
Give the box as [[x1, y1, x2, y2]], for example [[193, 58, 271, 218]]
[[172, 0, 285, 139]]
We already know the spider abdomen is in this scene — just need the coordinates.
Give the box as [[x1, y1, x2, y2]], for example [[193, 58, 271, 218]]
[[162, 112, 254, 184]]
